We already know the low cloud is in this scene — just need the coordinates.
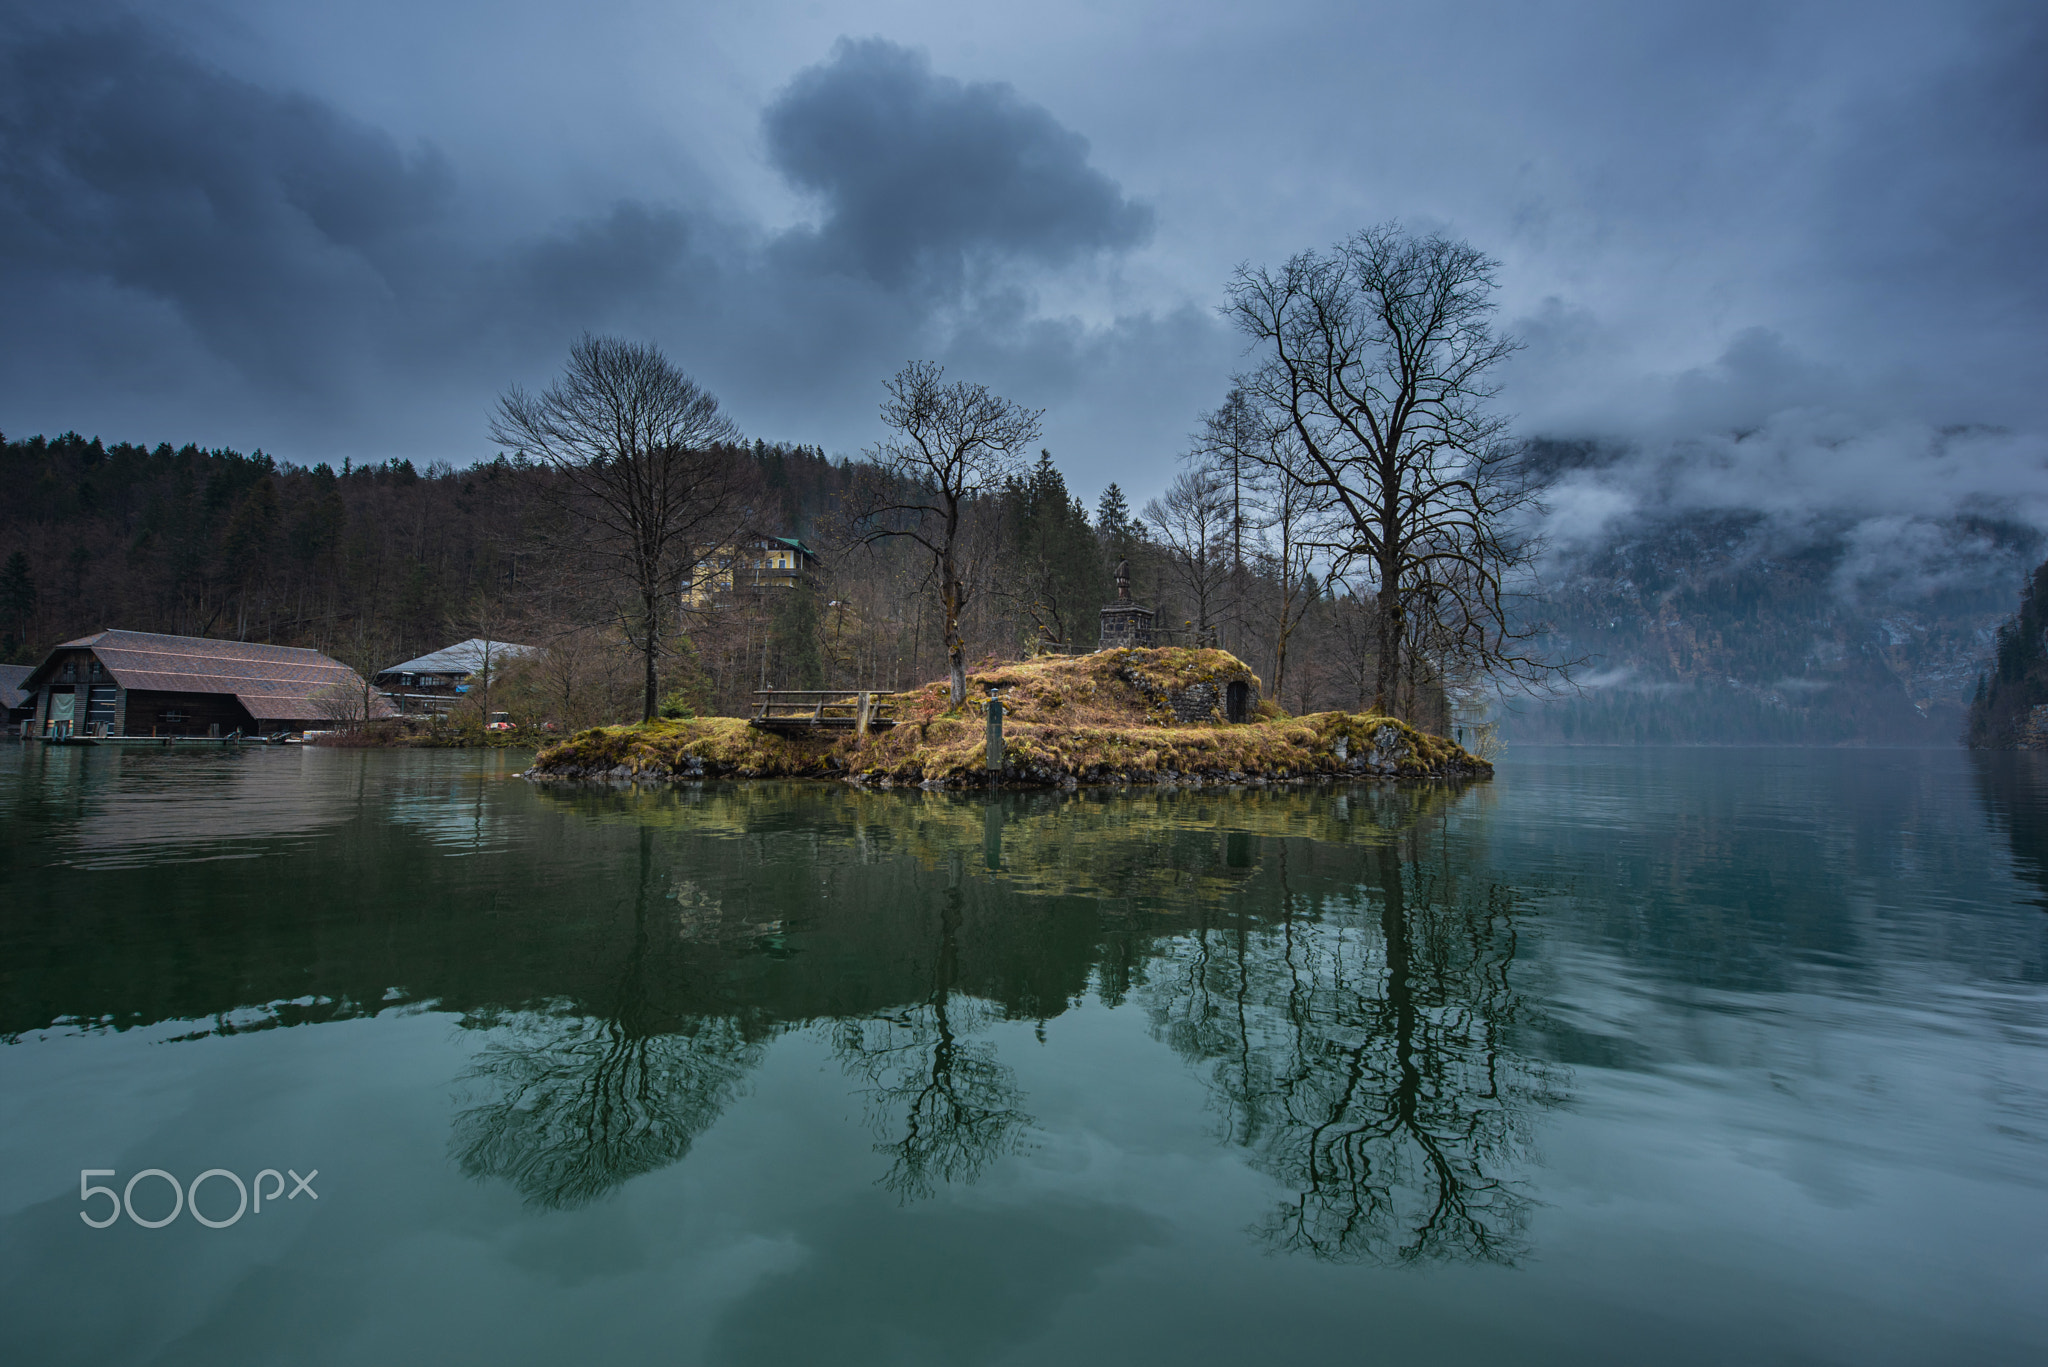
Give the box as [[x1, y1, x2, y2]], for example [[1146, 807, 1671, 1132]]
[[1531, 326, 2048, 578]]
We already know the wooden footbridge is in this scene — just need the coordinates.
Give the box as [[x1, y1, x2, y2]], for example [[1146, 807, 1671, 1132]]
[[749, 689, 898, 736]]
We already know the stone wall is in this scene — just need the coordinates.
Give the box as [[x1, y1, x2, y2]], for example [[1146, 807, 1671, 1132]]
[[1099, 604, 1156, 649], [1163, 680, 1228, 723], [1113, 661, 1260, 724]]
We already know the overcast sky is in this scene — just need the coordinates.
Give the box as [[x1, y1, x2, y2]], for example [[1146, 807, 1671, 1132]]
[[2, 0, 2044, 521]]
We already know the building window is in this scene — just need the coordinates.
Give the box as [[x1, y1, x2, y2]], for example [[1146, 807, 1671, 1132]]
[[89, 662, 103, 680], [62, 663, 75, 680]]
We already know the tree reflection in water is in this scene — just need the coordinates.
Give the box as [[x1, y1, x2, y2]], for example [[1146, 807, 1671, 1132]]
[[1150, 799, 1560, 1265], [450, 1012, 761, 1209], [445, 784, 1541, 1230], [449, 828, 764, 1208], [833, 870, 1033, 1200], [1973, 752, 2048, 914]]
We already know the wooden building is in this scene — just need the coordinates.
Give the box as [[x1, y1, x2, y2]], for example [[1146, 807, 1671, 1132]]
[[20, 630, 386, 738], [0, 663, 33, 736], [684, 537, 819, 607], [374, 638, 543, 715]]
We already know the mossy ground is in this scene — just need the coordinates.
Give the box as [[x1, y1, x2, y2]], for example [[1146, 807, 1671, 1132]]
[[530, 648, 1489, 787]]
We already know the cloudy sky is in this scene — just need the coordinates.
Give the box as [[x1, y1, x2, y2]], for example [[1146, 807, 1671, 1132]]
[[2, 0, 2043, 517]]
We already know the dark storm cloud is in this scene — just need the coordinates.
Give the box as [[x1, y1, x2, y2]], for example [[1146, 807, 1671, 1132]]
[[763, 38, 1153, 288], [0, 11, 1153, 457], [3, 0, 2044, 540], [0, 7, 452, 394], [1808, 0, 2048, 393], [1497, 0, 2048, 441]]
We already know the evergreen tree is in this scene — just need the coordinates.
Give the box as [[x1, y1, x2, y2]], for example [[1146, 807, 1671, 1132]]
[[1010, 452, 1106, 649], [1096, 483, 1136, 563], [1969, 558, 2048, 747], [0, 549, 36, 659]]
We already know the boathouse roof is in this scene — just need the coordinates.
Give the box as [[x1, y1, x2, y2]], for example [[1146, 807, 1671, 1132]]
[[376, 638, 544, 681], [24, 629, 386, 720], [0, 663, 30, 712]]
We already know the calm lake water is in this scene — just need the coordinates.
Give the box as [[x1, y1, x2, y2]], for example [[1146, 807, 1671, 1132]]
[[2, 742, 2045, 1365]]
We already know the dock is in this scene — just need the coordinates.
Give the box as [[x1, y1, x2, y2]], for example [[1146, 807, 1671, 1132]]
[[40, 730, 272, 747]]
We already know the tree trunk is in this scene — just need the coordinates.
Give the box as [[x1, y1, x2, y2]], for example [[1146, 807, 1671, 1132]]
[[1274, 595, 1291, 703], [945, 572, 968, 708], [1373, 575, 1402, 717], [641, 586, 660, 722], [940, 509, 969, 705]]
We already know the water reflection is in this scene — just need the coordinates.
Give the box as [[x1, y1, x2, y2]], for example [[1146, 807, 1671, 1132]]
[[1, 758, 1542, 1245], [9, 747, 2048, 1362], [4, 745, 359, 869], [450, 831, 766, 1208], [833, 879, 1033, 1200], [1973, 751, 2048, 915], [1150, 826, 1557, 1263]]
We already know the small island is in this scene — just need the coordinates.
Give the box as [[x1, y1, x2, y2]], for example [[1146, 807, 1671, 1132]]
[[526, 647, 1490, 789]]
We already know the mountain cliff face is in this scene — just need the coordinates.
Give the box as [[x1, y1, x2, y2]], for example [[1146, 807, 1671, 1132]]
[[1507, 441, 2039, 746], [1967, 559, 2048, 749]]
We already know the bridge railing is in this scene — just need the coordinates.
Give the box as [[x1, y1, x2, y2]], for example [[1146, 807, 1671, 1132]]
[[749, 690, 898, 735]]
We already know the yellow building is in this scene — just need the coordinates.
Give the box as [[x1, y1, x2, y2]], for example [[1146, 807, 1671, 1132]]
[[684, 537, 818, 606]]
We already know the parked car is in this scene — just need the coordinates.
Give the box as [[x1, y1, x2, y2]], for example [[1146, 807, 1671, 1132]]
[[485, 711, 515, 732]]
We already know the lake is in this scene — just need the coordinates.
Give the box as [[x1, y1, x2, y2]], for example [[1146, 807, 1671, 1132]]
[[2, 743, 2045, 1365]]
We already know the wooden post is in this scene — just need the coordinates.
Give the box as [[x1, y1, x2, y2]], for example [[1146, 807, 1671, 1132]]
[[985, 691, 1004, 776], [856, 690, 871, 738]]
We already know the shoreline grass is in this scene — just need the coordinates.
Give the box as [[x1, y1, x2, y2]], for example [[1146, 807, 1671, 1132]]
[[528, 649, 1489, 788]]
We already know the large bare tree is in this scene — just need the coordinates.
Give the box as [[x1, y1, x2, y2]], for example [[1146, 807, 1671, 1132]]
[[492, 335, 743, 722], [856, 361, 1041, 705], [1225, 224, 1553, 716]]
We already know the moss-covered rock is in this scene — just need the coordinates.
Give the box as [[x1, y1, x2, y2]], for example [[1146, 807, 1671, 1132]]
[[526, 649, 1491, 788]]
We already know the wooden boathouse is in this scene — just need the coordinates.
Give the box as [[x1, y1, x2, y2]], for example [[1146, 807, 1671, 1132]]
[[374, 638, 543, 716], [20, 629, 387, 739], [1, 663, 33, 736]]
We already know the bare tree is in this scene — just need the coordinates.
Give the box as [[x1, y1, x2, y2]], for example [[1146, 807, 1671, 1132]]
[[855, 361, 1042, 705], [317, 619, 396, 731], [1225, 224, 1555, 716], [1193, 387, 1265, 652], [1144, 467, 1233, 641], [1329, 591, 1380, 710], [501, 623, 643, 729], [492, 335, 744, 722], [1248, 426, 1324, 703]]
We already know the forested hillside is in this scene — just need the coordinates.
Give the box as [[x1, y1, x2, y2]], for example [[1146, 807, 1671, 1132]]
[[0, 431, 1445, 731], [1966, 559, 2048, 748], [0, 431, 850, 722]]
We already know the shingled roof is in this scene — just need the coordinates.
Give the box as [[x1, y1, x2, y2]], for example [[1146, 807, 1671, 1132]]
[[25, 630, 393, 721], [0, 663, 30, 712], [376, 637, 543, 681]]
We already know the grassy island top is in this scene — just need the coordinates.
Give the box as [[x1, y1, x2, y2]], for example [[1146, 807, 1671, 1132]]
[[530, 648, 1489, 789]]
